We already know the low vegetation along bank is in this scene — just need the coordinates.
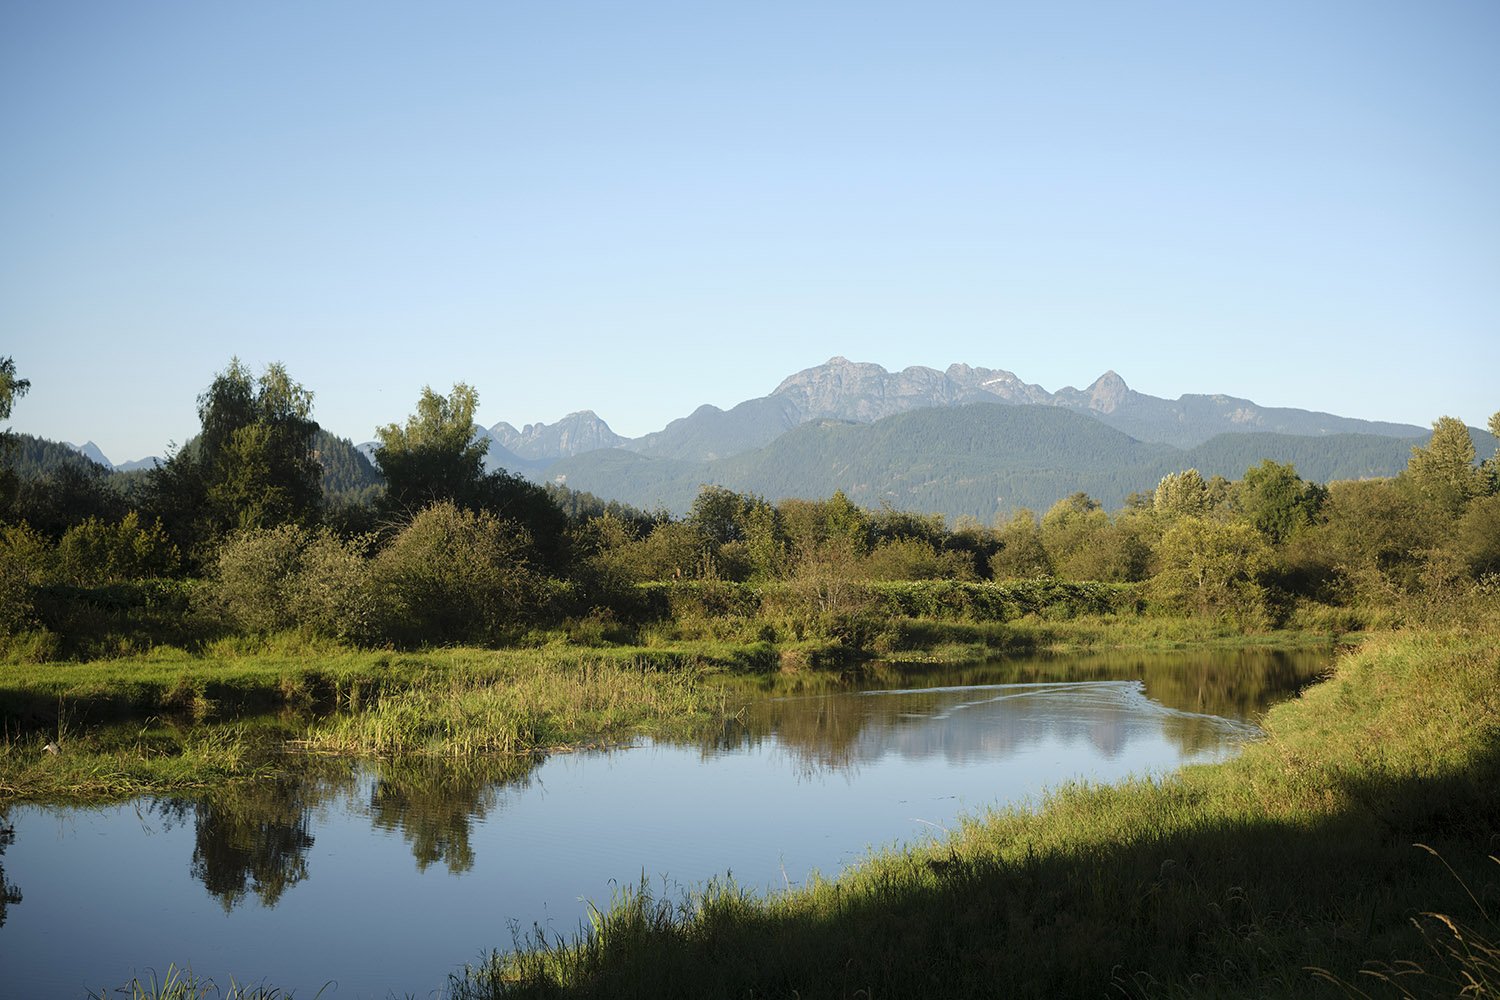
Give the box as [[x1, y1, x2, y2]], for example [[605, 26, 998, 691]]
[[444, 626, 1499, 1000], [0, 644, 749, 801], [0, 612, 1328, 803]]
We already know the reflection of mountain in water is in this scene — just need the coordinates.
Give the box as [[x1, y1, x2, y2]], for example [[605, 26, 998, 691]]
[[881, 681, 1256, 761]]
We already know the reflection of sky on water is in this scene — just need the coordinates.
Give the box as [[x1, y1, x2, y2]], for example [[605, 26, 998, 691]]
[[846, 680, 1255, 765], [0, 659, 1315, 999]]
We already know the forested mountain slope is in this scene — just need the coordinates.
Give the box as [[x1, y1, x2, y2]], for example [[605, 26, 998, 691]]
[[547, 403, 1496, 520]]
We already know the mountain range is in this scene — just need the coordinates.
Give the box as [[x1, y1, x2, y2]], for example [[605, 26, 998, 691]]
[[42, 358, 1494, 522], [481, 357, 1432, 465], [454, 357, 1485, 520]]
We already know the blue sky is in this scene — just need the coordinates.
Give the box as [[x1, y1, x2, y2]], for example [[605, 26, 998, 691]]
[[3, 1, 1497, 463]]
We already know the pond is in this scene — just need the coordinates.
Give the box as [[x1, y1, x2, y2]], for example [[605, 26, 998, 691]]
[[0, 647, 1330, 998]]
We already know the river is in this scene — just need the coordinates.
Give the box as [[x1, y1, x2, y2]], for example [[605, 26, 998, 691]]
[[0, 646, 1329, 998]]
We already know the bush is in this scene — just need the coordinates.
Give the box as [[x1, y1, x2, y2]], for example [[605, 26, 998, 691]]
[[211, 524, 312, 634], [54, 512, 179, 585], [212, 525, 376, 642], [861, 537, 976, 581], [292, 531, 379, 644], [1148, 516, 1272, 627], [0, 522, 50, 634], [371, 501, 544, 646]]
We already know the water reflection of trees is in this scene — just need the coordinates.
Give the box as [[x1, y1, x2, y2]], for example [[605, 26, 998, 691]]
[[367, 755, 538, 873], [0, 813, 21, 928], [166, 776, 321, 911], [149, 751, 545, 911], [702, 647, 1329, 775]]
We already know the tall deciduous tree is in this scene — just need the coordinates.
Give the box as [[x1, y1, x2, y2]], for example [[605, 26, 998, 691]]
[[1235, 460, 1323, 545], [1151, 516, 1270, 623], [374, 384, 489, 515], [1484, 411, 1500, 493], [0, 357, 28, 424], [1152, 469, 1212, 519], [1404, 416, 1482, 518], [206, 361, 322, 530], [375, 384, 568, 567], [146, 360, 322, 557], [0, 357, 32, 511]]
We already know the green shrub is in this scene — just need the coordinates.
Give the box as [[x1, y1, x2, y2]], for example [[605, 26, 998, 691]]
[[292, 530, 379, 644], [212, 525, 375, 642], [1148, 516, 1273, 627], [371, 501, 544, 646], [0, 522, 51, 634], [861, 537, 977, 581], [54, 512, 179, 585], [211, 523, 313, 634]]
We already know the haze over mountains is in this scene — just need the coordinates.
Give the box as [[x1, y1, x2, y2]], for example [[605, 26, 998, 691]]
[[475, 357, 1431, 466], [465, 357, 1479, 519], [49, 358, 1493, 522]]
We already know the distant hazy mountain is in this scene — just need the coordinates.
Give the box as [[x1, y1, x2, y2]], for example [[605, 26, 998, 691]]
[[762, 357, 1428, 450], [356, 429, 550, 479], [547, 402, 1495, 521], [60, 441, 162, 472], [586, 357, 1430, 464], [64, 440, 113, 468], [490, 410, 627, 460], [1045, 370, 1429, 448], [6, 434, 112, 478], [622, 396, 801, 461], [37, 356, 1471, 521]]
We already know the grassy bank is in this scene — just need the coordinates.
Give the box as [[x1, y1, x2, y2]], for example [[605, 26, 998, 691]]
[[0, 614, 1340, 723], [0, 644, 758, 801], [447, 627, 1500, 999], [0, 619, 1341, 803]]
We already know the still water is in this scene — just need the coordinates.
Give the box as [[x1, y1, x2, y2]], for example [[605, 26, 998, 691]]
[[0, 648, 1328, 998]]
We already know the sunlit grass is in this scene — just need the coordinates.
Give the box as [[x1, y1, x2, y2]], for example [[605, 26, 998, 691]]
[[0, 717, 289, 801], [298, 652, 729, 757]]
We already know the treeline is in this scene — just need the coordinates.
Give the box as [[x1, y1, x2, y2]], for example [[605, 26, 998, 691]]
[[1, 357, 1497, 660]]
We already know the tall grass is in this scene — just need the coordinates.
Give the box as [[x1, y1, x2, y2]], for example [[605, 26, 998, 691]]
[[0, 717, 288, 801], [87, 963, 319, 999], [298, 653, 727, 757]]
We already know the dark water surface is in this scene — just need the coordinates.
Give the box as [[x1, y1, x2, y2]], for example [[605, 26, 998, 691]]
[[0, 647, 1329, 998]]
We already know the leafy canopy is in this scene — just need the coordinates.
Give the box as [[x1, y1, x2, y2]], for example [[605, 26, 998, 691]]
[[375, 384, 490, 514]]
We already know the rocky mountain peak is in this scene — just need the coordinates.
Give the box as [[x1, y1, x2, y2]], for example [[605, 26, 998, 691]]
[[65, 440, 113, 469], [1085, 371, 1130, 413], [489, 410, 625, 461]]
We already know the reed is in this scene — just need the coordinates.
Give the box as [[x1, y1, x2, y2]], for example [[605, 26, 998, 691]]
[[87, 963, 318, 1000], [298, 653, 726, 757]]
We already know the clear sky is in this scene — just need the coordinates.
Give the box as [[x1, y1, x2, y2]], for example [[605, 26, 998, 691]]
[[3, 0, 1497, 463]]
